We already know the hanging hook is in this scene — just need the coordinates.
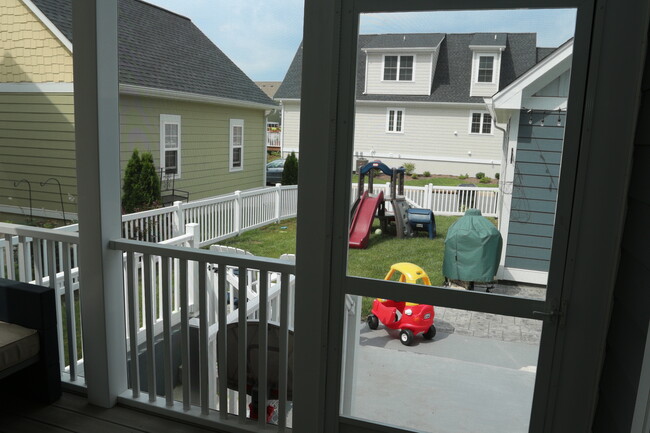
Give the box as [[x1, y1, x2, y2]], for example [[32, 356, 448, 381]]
[[13, 179, 33, 222], [40, 177, 67, 225]]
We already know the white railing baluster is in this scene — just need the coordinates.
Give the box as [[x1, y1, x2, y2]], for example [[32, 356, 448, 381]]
[[143, 253, 156, 402], [217, 261, 228, 418], [17, 235, 27, 281], [199, 261, 210, 415], [126, 251, 140, 399], [238, 265, 247, 421], [179, 258, 191, 411], [258, 270, 268, 428], [4, 235, 14, 280], [33, 238, 43, 285], [278, 272, 290, 429], [47, 240, 65, 375], [62, 242, 77, 381], [162, 256, 174, 407]]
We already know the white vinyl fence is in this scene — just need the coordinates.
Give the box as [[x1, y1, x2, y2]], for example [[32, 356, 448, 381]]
[[351, 183, 500, 217]]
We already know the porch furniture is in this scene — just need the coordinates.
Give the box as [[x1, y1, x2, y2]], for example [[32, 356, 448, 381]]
[[160, 167, 189, 206], [0, 278, 61, 402]]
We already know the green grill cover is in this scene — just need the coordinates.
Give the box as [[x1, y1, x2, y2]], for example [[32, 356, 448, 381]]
[[442, 209, 503, 283]]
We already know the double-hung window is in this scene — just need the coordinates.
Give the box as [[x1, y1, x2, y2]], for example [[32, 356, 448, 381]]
[[477, 55, 495, 83], [230, 119, 244, 171], [470, 112, 492, 134], [160, 114, 181, 177], [383, 55, 414, 81], [386, 108, 404, 133]]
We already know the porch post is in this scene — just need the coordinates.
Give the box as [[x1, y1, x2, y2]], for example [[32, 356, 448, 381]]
[[72, 0, 127, 407]]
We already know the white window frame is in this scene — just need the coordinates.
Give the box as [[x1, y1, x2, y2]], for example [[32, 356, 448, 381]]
[[468, 111, 493, 135], [381, 54, 415, 82], [476, 54, 496, 83], [229, 119, 244, 172], [159, 114, 181, 178], [386, 108, 405, 133]]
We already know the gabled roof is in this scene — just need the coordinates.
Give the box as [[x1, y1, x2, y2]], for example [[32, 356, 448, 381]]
[[30, 0, 275, 107], [363, 33, 445, 50], [276, 33, 540, 104], [470, 33, 507, 48]]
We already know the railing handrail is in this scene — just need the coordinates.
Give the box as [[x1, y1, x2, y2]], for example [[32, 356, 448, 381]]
[[121, 206, 175, 221], [0, 222, 79, 243], [108, 238, 296, 274]]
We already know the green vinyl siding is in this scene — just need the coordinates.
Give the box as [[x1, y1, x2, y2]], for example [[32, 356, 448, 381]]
[[504, 110, 565, 272], [0, 92, 78, 217], [120, 95, 266, 201]]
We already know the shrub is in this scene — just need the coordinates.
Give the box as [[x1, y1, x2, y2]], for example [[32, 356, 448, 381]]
[[459, 173, 468, 180], [411, 173, 419, 179], [479, 176, 492, 184], [475, 172, 485, 179], [122, 149, 161, 213], [423, 171, 431, 177], [403, 162, 415, 176], [282, 151, 299, 185], [495, 172, 500, 180]]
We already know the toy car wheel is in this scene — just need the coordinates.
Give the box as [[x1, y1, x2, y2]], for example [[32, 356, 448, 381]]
[[423, 325, 436, 340], [399, 329, 414, 346], [367, 314, 379, 330]]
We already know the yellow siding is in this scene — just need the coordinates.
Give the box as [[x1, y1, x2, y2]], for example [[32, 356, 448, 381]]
[[0, 92, 77, 215], [0, 0, 73, 83]]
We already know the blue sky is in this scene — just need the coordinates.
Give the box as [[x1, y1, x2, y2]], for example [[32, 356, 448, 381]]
[[144, 2, 576, 82]]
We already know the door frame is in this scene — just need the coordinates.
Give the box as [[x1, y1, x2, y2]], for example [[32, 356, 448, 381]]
[[292, 1, 650, 432]]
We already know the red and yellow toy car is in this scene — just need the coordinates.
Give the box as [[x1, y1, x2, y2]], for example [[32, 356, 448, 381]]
[[367, 263, 436, 346]]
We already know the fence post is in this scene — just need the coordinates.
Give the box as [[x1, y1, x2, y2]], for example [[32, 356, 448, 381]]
[[186, 223, 200, 313], [426, 184, 433, 211], [234, 190, 242, 235], [172, 201, 185, 237], [275, 183, 282, 223]]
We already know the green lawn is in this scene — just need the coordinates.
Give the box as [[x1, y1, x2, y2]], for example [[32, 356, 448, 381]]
[[351, 174, 498, 187], [214, 216, 465, 316]]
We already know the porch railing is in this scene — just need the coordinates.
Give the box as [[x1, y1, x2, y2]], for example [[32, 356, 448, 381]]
[[110, 238, 295, 428], [0, 223, 83, 384]]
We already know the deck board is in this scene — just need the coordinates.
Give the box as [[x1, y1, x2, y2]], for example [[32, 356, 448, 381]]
[[0, 392, 223, 433]]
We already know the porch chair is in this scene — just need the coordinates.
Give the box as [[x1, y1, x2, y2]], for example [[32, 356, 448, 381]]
[[160, 167, 189, 206]]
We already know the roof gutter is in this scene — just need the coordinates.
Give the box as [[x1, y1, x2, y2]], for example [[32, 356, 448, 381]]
[[120, 84, 278, 110]]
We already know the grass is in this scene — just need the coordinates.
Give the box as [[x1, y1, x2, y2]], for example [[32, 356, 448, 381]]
[[214, 216, 465, 317], [351, 174, 497, 187]]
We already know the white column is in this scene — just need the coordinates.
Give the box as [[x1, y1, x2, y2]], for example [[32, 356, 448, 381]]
[[72, 0, 127, 407]]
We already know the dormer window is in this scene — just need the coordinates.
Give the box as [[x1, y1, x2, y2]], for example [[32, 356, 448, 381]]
[[477, 55, 495, 82], [383, 55, 414, 81]]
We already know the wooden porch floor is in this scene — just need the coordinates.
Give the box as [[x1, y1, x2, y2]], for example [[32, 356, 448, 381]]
[[0, 392, 222, 433]]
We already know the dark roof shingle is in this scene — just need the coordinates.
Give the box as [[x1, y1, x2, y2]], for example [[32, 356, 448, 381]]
[[277, 33, 541, 104], [31, 0, 275, 107]]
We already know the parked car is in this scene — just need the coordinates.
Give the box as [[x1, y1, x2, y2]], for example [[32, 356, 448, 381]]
[[266, 159, 285, 185]]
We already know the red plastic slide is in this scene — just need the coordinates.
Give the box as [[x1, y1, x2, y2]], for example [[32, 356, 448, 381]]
[[349, 190, 384, 249]]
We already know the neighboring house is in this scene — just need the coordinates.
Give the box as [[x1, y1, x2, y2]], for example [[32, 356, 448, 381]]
[[275, 33, 556, 176], [255, 81, 282, 150], [485, 39, 572, 284], [0, 0, 276, 219]]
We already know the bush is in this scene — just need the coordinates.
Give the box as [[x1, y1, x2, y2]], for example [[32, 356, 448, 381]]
[[459, 173, 468, 180], [475, 172, 485, 179], [122, 149, 161, 213], [479, 176, 492, 184], [411, 173, 419, 179], [423, 171, 431, 177], [403, 162, 415, 176], [282, 152, 299, 185], [495, 172, 500, 180]]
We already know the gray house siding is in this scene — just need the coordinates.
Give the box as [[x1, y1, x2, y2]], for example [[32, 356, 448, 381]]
[[504, 110, 565, 272], [593, 49, 650, 433]]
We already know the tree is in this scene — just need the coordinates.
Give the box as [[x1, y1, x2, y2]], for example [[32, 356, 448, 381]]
[[282, 151, 299, 185], [122, 149, 161, 213]]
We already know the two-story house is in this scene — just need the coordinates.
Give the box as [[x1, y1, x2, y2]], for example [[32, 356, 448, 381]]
[[275, 32, 554, 176], [0, 0, 276, 220]]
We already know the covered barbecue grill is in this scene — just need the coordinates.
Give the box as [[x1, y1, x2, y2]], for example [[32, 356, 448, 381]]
[[442, 209, 503, 286]]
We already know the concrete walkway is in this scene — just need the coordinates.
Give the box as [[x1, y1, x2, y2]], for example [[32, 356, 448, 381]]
[[350, 284, 546, 432]]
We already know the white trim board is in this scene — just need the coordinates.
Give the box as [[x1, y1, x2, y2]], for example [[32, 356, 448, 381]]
[[497, 266, 548, 286], [120, 84, 277, 110], [0, 82, 74, 93], [0, 204, 78, 221], [21, 0, 73, 53]]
